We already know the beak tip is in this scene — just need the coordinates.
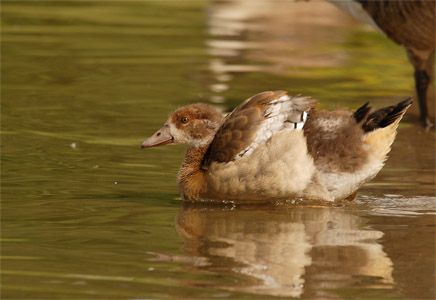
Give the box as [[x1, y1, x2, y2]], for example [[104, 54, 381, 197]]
[[141, 125, 173, 149]]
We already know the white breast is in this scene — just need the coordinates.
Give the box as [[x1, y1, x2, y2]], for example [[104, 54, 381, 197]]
[[206, 130, 316, 201]]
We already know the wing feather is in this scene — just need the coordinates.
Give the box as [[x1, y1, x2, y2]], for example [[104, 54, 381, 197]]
[[201, 91, 317, 169]]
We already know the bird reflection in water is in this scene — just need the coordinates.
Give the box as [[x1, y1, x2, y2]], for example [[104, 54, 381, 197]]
[[169, 203, 394, 298]]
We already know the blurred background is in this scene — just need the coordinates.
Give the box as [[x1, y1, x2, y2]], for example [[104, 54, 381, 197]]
[[2, 1, 435, 299]]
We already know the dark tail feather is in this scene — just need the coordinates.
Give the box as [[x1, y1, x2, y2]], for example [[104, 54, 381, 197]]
[[361, 98, 413, 132], [353, 101, 371, 123]]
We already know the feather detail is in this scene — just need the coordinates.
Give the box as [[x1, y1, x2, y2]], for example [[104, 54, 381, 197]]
[[201, 91, 317, 168]]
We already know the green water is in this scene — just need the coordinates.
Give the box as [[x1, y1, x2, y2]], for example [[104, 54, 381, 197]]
[[1, 1, 435, 299]]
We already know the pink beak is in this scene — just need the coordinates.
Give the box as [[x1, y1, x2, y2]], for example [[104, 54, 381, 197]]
[[141, 124, 174, 148]]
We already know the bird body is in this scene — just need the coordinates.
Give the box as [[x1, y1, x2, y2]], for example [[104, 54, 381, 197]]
[[327, 0, 435, 127], [142, 91, 412, 203]]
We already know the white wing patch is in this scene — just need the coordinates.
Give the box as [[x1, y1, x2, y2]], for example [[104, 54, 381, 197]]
[[235, 95, 310, 159]]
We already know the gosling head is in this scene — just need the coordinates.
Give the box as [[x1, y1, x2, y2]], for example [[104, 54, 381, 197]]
[[141, 103, 222, 149]]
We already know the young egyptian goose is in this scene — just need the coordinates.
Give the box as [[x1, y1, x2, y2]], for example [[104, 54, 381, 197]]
[[142, 91, 412, 203]]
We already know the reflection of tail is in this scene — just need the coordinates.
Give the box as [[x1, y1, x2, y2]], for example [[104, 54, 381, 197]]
[[356, 98, 413, 161]]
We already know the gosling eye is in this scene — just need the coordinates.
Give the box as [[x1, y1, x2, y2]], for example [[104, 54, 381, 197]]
[[180, 116, 189, 124]]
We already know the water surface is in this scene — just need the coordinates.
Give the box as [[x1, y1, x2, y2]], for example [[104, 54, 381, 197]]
[[2, 1, 435, 299]]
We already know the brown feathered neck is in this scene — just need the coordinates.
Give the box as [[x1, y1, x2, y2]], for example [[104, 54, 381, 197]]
[[177, 144, 210, 201]]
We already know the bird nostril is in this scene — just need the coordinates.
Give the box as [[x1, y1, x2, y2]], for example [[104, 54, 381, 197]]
[[157, 132, 161, 136]]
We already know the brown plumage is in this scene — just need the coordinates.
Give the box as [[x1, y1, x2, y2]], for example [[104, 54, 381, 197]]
[[141, 91, 412, 203], [331, 0, 435, 127], [304, 98, 412, 173], [357, 1, 435, 52], [201, 91, 317, 168], [303, 109, 369, 173]]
